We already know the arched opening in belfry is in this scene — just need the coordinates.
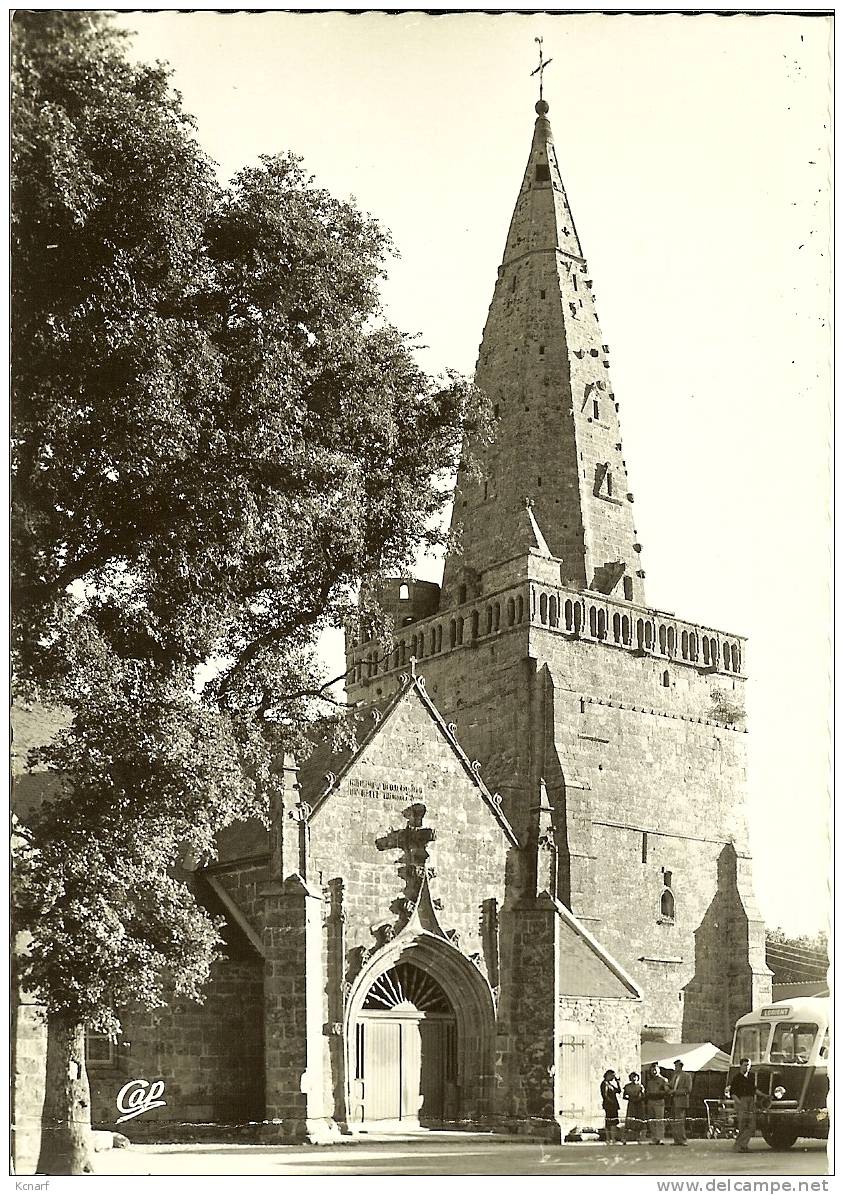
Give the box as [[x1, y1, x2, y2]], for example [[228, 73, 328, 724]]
[[549, 595, 558, 627]]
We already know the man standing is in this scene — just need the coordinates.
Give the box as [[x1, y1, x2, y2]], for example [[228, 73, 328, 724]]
[[669, 1059, 693, 1145], [729, 1056, 758, 1153], [645, 1062, 670, 1145]]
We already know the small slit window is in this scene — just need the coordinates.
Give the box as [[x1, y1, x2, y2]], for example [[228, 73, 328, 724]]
[[623, 576, 633, 602], [399, 583, 409, 600], [660, 870, 675, 922], [535, 163, 551, 183]]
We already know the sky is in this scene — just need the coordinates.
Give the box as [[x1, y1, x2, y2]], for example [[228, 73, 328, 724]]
[[112, 9, 832, 938]]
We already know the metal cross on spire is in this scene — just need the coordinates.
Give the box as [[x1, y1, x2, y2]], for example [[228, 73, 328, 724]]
[[531, 37, 553, 103]]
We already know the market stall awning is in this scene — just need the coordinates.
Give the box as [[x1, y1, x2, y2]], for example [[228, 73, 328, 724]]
[[640, 1041, 731, 1073]]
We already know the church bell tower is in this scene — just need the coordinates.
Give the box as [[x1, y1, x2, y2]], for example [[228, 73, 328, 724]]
[[346, 85, 770, 1049]]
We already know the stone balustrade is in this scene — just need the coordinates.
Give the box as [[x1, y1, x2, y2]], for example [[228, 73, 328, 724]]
[[347, 582, 744, 689]]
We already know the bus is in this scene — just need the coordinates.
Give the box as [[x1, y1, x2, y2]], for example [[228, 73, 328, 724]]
[[728, 996, 829, 1150]]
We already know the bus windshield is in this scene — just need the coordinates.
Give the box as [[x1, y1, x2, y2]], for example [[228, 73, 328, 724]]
[[734, 1023, 769, 1064], [770, 1022, 818, 1064]]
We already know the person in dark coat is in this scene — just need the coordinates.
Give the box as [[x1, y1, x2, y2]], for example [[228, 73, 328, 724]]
[[600, 1069, 623, 1144], [622, 1071, 646, 1144], [645, 1062, 670, 1144], [728, 1057, 759, 1153]]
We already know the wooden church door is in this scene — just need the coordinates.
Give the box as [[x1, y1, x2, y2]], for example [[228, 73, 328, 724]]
[[355, 962, 455, 1127], [557, 1028, 592, 1124], [361, 1019, 403, 1121]]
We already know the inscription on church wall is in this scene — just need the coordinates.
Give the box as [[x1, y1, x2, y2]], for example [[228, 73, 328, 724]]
[[347, 777, 433, 803]]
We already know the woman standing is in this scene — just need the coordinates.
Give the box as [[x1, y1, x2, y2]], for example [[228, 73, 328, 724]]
[[622, 1071, 646, 1144], [600, 1069, 623, 1144]]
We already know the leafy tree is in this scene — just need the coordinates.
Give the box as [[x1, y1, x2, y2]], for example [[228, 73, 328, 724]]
[[765, 926, 829, 984], [12, 11, 486, 1174]]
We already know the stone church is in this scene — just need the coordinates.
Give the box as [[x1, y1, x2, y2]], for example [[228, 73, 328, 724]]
[[12, 98, 771, 1156]]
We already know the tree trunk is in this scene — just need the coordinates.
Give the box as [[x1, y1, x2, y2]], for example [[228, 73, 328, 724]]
[[36, 1014, 94, 1175]]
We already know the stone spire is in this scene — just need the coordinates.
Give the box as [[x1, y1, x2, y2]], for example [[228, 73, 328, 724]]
[[442, 99, 645, 608]]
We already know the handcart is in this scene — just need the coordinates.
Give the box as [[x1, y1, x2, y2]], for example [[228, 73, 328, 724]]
[[704, 1098, 737, 1140]]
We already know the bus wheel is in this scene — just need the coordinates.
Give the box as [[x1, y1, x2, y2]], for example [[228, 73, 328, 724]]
[[762, 1129, 798, 1151]]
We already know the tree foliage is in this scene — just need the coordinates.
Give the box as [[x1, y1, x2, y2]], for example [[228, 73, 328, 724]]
[[12, 8, 486, 1053], [765, 926, 829, 984]]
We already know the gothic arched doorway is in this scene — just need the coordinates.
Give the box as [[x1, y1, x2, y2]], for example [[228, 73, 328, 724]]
[[345, 933, 496, 1131], [354, 962, 456, 1127]]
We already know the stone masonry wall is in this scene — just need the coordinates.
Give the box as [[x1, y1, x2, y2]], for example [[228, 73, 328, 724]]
[[88, 959, 264, 1132], [11, 993, 48, 1174], [213, 859, 269, 930], [308, 693, 511, 981], [496, 901, 557, 1131], [347, 617, 764, 1047], [539, 631, 767, 1043], [556, 995, 643, 1130]]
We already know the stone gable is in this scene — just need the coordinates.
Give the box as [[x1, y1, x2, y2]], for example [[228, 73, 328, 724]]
[[308, 678, 515, 976]]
